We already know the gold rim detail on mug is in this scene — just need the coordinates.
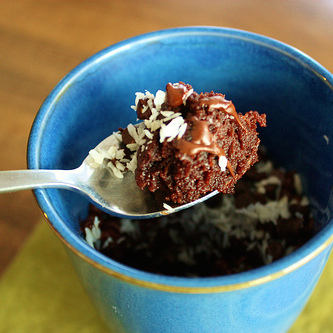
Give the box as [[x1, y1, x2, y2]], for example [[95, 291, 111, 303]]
[[41, 212, 333, 294]]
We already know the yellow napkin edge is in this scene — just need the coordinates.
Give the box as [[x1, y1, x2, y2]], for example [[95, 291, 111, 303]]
[[0, 220, 107, 333], [290, 246, 333, 332]]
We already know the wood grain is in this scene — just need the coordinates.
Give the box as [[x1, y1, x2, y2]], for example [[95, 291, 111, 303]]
[[0, 0, 332, 276]]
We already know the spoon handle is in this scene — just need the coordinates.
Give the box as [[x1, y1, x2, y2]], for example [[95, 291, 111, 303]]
[[0, 169, 77, 193]]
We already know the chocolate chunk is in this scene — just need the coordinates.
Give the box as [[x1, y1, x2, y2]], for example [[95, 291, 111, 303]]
[[136, 98, 152, 120], [120, 127, 135, 145]]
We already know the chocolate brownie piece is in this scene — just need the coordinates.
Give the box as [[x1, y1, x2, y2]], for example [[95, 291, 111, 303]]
[[88, 82, 266, 205], [135, 83, 266, 204]]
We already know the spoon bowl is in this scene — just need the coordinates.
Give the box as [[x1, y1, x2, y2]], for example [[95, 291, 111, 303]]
[[0, 132, 217, 218]]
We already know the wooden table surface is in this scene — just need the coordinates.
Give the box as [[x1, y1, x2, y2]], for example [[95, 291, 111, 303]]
[[0, 0, 332, 277]]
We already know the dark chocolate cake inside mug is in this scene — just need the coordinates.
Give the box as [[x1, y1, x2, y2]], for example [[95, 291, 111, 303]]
[[82, 148, 315, 277]]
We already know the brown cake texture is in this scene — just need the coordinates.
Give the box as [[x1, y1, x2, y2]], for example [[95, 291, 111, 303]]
[[133, 82, 267, 204]]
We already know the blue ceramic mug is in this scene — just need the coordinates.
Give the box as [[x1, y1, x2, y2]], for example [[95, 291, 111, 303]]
[[28, 27, 333, 332]]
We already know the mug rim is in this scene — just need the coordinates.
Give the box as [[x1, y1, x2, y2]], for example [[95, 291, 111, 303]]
[[28, 26, 333, 293]]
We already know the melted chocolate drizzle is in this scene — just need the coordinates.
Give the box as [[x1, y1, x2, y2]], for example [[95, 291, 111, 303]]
[[199, 96, 246, 131], [174, 117, 234, 176], [164, 84, 246, 177], [166, 82, 191, 107]]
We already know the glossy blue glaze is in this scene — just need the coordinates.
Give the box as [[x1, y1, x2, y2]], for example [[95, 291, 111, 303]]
[[28, 27, 333, 332], [65, 244, 332, 333]]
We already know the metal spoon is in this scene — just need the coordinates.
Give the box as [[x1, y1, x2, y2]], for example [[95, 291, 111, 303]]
[[0, 134, 217, 219]]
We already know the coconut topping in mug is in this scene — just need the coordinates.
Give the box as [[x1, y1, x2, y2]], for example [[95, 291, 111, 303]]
[[82, 149, 315, 277]]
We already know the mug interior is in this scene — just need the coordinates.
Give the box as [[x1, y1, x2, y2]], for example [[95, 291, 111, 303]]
[[28, 27, 333, 286]]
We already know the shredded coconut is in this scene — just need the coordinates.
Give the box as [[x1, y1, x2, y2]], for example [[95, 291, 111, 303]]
[[87, 88, 182, 179], [255, 175, 281, 194], [102, 236, 114, 249], [85, 217, 101, 248], [293, 173, 303, 195], [238, 196, 291, 224], [163, 203, 174, 213], [89, 149, 106, 165], [107, 161, 124, 179], [218, 156, 228, 171], [159, 116, 186, 143], [144, 129, 154, 139], [255, 160, 273, 174], [323, 135, 329, 145], [154, 90, 166, 111], [126, 153, 137, 173], [120, 219, 137, 234]]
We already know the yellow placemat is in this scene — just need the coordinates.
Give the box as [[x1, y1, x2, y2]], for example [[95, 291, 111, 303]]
[[0, 221, 332, 333], [0, 221, 107, 333]]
